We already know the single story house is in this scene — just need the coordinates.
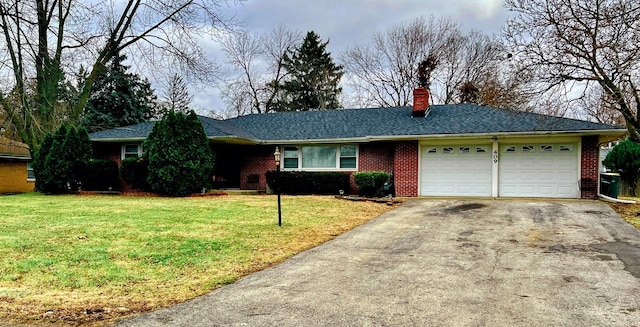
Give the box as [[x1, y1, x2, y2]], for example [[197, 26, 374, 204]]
[[90, 88, 626, 199], [0, 137, 34, 194]]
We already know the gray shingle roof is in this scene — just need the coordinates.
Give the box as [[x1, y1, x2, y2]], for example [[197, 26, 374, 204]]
[[90, 104, 625, 143]]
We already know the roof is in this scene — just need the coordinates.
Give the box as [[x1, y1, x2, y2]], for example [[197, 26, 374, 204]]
[[90, 104, 626, 144], [0, 137, 31, 160]]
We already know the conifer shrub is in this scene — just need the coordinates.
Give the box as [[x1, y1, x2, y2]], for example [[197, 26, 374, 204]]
[[120, 158, 150, 191], [603, 140, 640, 196], [32, 125, 92, 193], [144, 111, 215, 196]]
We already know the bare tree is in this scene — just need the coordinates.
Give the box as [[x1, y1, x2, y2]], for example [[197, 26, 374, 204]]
[[160, 73, 194, 115], [578, 85, 626, 125], [219, 24, 301, 116], [0, 0, 239, 150], [504, 0, 640, 140], [341, 17, 455, 107], [341, 17, 528, 109]]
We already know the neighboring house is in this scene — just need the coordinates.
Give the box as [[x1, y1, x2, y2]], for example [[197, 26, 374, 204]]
[[90, 88, 626, 199], [0, 137, 34, 194]]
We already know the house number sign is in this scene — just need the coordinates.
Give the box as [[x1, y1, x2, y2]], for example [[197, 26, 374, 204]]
[[493, 150, 498, 164]]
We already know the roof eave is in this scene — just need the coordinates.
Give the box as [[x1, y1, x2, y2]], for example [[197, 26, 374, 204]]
[[256, 129, 627, 144], [0, 155, 31, 160]]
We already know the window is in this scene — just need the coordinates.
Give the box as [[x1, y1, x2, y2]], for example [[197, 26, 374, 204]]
[[522, 145, 534, 152], [559, 145, 572, 152], [427, 147, 437, 154], [302, 146, 336, 168], [282, 144, 358, 170], [541, 145, 553, 152], [459, 147, 470, 154], [27, 162, 35, 181], [476, 147, 487, 153], [283, 147, 299, 168], [339, 145, 357, 168], [505, 146, 516, 153], [122, 144, 142, 159], [443, 147, 453, 154]]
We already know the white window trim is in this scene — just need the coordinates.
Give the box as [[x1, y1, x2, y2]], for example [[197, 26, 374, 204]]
[[27, 162, 35, 181], [281, 144, 359, 172], [121, 144, 143, 160]]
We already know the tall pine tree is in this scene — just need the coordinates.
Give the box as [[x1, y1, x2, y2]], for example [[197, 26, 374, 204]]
[[273, 31, 344, 111], [81, 54, 159, 132]]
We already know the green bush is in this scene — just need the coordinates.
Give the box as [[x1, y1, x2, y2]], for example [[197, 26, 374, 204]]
[[144, 111, 215, 196], [83, 159, 119, 191], [603, 140, 640, 196], [32, 125, 92, 194], [265, 171, 350, 195], [120, 158, 150, 191], [353, 171, 390, 197]]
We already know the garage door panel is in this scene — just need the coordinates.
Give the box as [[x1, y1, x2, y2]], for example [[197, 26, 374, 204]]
[[499, 143, 578, 198], [421, 145, 492, 196]]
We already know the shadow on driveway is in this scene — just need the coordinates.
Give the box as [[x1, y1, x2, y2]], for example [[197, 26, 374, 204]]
[[114, 200, 640, 326]]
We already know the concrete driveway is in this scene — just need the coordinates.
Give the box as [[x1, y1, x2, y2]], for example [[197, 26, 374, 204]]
[[114, 200, 640, 326]]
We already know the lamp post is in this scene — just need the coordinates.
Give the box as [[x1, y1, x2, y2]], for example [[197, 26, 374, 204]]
[[274, 147, 282, 227]]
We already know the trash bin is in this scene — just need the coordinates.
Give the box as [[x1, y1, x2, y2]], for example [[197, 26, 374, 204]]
[[600, 173, 620, 198]]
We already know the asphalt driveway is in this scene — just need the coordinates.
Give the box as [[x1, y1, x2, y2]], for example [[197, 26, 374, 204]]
[[114, 200, 640, 326]]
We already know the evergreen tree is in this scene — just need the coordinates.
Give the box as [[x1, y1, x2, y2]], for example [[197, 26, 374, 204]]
[[32, 125, 92, 193], [603, 140, 640, 196], [144, 111, 215, 196], [273, 31, 344, 111], [82, 54, 159, 132]]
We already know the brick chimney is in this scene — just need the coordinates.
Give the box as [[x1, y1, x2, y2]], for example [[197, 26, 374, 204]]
[[412, 87, 429, 118]]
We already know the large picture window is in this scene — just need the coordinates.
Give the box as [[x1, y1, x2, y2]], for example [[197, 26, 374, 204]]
[[283, 144, 358, 171]]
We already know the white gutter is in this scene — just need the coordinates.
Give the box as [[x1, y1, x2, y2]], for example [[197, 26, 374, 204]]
[[92, 128, 626, 145], [598, 193, 636, 204], [255, 129, 627, 145]]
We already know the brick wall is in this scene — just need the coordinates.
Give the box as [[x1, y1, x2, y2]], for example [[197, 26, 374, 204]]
[[580, 135, 599, 199], [0, 161, 34, 193], [394, 141, 419, 197], [239, 146, 274, 191], [359, 143, 394, 173], [354, 142, 395, 194]]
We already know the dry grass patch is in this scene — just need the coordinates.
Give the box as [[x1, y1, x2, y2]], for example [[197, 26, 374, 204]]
[[0, 194, 396, 326], [607, 197, 640, 230]]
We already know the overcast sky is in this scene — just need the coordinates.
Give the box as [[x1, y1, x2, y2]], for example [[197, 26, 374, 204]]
[[194, 0, 511, 114]]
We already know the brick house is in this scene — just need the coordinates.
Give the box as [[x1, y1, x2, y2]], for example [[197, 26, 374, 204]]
[[0, 137, 34, 194], [90, 88, 626, 199]]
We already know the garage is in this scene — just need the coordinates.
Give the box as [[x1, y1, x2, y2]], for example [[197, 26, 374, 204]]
[[420, 145, 492, 196], [499, 143, 579, 198]]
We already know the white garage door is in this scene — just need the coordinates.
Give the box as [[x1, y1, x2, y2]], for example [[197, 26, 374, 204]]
[[499, 143, 579, 198], [420, 145, 492, 196]]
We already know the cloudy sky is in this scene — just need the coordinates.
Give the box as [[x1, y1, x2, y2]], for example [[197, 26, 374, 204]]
[[195, 0, 511, 113]]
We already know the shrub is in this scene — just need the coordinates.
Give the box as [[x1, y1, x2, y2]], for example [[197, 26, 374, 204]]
[[353, 171, 390, 197], [603, 140, 640, 196], [144, 111, 215, 196], [265, 171, 350, 195], [33, 125, 92, 194], [83, 159, 119, 191], [120, 158, 150, 191]]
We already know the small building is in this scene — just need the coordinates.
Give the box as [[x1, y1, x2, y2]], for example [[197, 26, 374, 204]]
[[0, 137, 34, 194]]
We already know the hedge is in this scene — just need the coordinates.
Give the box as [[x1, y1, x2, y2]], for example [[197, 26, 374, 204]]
[[83, 159, 119, 191], [265, 171, 351, 195], [353, 171, 390, 197]]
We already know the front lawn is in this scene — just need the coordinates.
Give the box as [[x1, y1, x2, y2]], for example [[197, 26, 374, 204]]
[[0, 194, 395, 326]]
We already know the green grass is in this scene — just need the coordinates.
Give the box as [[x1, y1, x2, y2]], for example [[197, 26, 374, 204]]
[[0, 193, 394, 325]]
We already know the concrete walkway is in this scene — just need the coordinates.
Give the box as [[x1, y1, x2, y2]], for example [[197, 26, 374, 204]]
[[114, 200, 640, 326]]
